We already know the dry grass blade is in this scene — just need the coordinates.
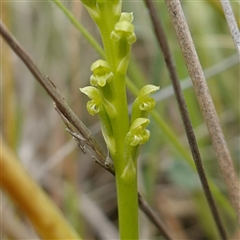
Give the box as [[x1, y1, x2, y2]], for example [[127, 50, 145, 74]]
[[0, 20, 173, 239], [164, 0, 240, 224], [144, 1, 227, 239]]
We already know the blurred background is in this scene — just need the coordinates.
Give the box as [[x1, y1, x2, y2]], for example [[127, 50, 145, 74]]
[[1, 1, 239, 239]]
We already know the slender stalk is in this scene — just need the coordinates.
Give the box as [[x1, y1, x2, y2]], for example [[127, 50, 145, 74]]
[[93, 3, 138, 238], [112, 152, 139, 239], [115, 170, 139, 239], [144, 1, 227, 239], [164, 0, 240, 224], [220, 0, 240, 56]]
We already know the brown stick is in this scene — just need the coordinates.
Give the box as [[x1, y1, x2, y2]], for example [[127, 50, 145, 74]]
[[0, 20, 173, 240], [144, 1, 227, 239], [164, 0, 240, 224]]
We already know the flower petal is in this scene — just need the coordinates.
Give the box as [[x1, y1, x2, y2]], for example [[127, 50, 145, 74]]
[[111, 12, 136, 44], [80, 86, 102, 116], [87, 100, 100, 115], [138, 85, 160, 100], [79, 86, 101, 100], [120, 12, 134, 22], [139, 98, 156, 111]]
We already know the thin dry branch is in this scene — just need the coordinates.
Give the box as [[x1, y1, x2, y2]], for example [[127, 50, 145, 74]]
[[220, 0, 240, 56], [164, 0, 240, 224], [144, 1, 227, 239], [0, 20, 173, 240]]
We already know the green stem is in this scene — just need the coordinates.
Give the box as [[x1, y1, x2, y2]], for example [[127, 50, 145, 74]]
[[95, 3, 138, 239], [97, 4, 130, 140], [114, 156, 139, 240], [97, 3, 119, 71]]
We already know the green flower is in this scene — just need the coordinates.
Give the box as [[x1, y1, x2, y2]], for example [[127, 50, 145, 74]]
[[111, 12, 136, 44], [123, 118, 150, 170], [80, 86, 102, 115], [90, 60, 113, 87], [138, 85, 159, 111], [128, 118, 150, 146], [131, 85, 159, 122]]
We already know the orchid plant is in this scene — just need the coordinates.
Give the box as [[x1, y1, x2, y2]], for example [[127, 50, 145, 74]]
[[80, 1, 159, 239]]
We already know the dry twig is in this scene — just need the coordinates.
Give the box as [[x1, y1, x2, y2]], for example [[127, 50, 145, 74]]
[[164, 0, 240, 224]]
